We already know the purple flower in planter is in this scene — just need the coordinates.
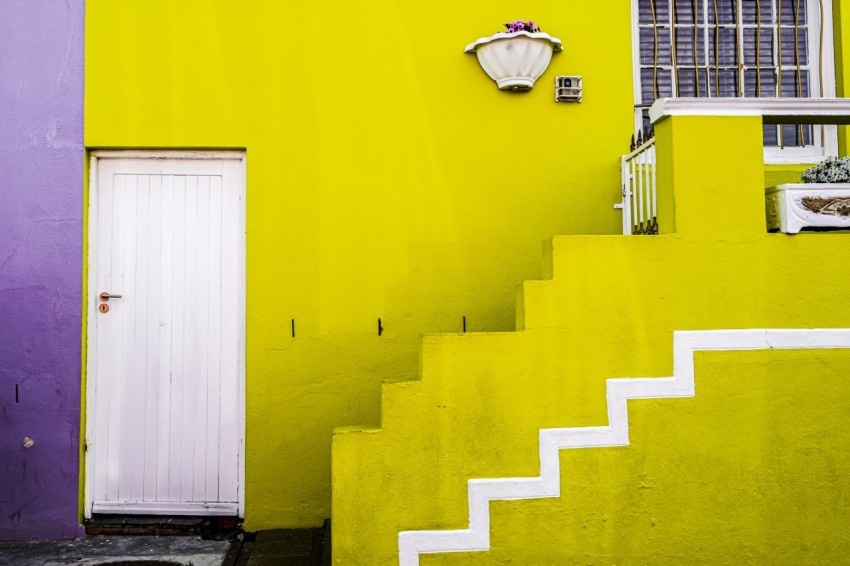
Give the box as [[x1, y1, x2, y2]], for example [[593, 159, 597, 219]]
[[503, 20, 542, 34]]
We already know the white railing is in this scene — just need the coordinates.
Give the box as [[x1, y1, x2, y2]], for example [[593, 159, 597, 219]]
[[616, 98, 850, 236], [619, 137, 657, 235]]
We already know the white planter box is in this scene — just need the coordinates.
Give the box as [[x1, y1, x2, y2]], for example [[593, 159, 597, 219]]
[[766, 183, 850, 234], [465, 31, 562, 91]]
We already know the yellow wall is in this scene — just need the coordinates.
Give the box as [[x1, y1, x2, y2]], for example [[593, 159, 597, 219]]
[[84, 1, 633, 528], [84, 0, 850, 534]]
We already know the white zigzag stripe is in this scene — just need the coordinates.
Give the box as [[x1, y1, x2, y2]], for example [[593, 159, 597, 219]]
[[398, 329, 850, 565]]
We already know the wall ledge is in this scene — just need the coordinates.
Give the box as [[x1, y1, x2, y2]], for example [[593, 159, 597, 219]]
[[650, 97, 850, 125]]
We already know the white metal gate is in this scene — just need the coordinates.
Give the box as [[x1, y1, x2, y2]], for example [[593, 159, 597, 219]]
[[619, 138, 657, 235], [86, 151, 246, 516]]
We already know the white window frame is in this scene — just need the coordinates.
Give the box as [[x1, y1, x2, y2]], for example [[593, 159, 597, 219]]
[[630, 0, 837, 164]]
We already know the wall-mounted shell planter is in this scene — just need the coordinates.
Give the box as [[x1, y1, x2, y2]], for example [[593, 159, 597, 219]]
[[465, 31, 562, 91]]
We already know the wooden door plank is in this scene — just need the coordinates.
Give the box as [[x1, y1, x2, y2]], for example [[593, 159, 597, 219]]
[[92, 165, 115, 504], [156, 174, 175, 502], [167, 174, 186, 503], [143, 175, 163, 501], [205, 175, 224, 500], [191, 175, 212, 502], [104, 173, 128, 503], [117, 174, 139, 502], [179, 175, 199, 503], [218, 162, 242, 503], [130, 174, 151, 502]]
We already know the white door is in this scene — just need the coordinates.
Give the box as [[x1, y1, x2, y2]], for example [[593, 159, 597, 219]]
[[86, 151, 245, 516]]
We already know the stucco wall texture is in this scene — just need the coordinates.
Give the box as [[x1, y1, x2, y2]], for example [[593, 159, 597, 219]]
[[0, 0, 85, 540]]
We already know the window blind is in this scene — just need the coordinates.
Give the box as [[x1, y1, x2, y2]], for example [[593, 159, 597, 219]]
[[636, 0, 819, 146]]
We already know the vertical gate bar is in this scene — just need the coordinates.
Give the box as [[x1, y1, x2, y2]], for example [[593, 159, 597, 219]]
[[643, 145, 652, 226], [643, 148, 649, 229], [621, 155, 632, 235], [651, 144, 658, 223], [643, 147, 649, 227], [651, 0, 660, 100], [643, 149, 652, 226], [629, 154, 638, 233], [637, 150, 645, 230]]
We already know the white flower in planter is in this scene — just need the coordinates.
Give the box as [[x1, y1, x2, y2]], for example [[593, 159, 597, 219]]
[[801, 156, 850, 183]]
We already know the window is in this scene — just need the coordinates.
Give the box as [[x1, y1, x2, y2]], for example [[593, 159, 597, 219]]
[[632, 0, 836, 162]]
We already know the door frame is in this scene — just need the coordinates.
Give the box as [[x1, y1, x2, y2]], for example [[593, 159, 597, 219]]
[[84, 149, 247, 518]]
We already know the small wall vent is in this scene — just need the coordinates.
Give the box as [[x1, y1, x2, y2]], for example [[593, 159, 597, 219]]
[[555, 76, 582, 103]]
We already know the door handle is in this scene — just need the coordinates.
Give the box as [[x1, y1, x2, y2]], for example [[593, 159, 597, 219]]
[[99, 292, 123, 301]]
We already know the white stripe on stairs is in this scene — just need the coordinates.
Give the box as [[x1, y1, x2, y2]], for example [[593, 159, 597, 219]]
[[398, 328, 850, 565]]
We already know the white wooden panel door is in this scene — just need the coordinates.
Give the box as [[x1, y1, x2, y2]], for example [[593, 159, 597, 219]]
[[86, 152, 245, 516]]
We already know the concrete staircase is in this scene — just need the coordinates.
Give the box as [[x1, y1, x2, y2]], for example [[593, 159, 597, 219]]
[[332, 116, 850, 566], [334, 223, 850, 564]]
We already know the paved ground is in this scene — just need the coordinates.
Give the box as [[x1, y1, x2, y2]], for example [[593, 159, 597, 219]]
[[238, 527, 330, 565], [0, 535, 229, 566], [0, 525, 331, 566]]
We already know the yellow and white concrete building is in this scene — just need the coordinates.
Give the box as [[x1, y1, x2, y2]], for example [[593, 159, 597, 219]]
[[74, 1, 850, 563]]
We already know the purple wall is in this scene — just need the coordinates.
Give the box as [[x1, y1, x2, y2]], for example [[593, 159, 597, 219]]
[[0, 0, 85, 540]]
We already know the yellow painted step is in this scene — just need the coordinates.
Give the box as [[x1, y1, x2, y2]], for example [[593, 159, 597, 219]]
[[521, 234, 850, 332]]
